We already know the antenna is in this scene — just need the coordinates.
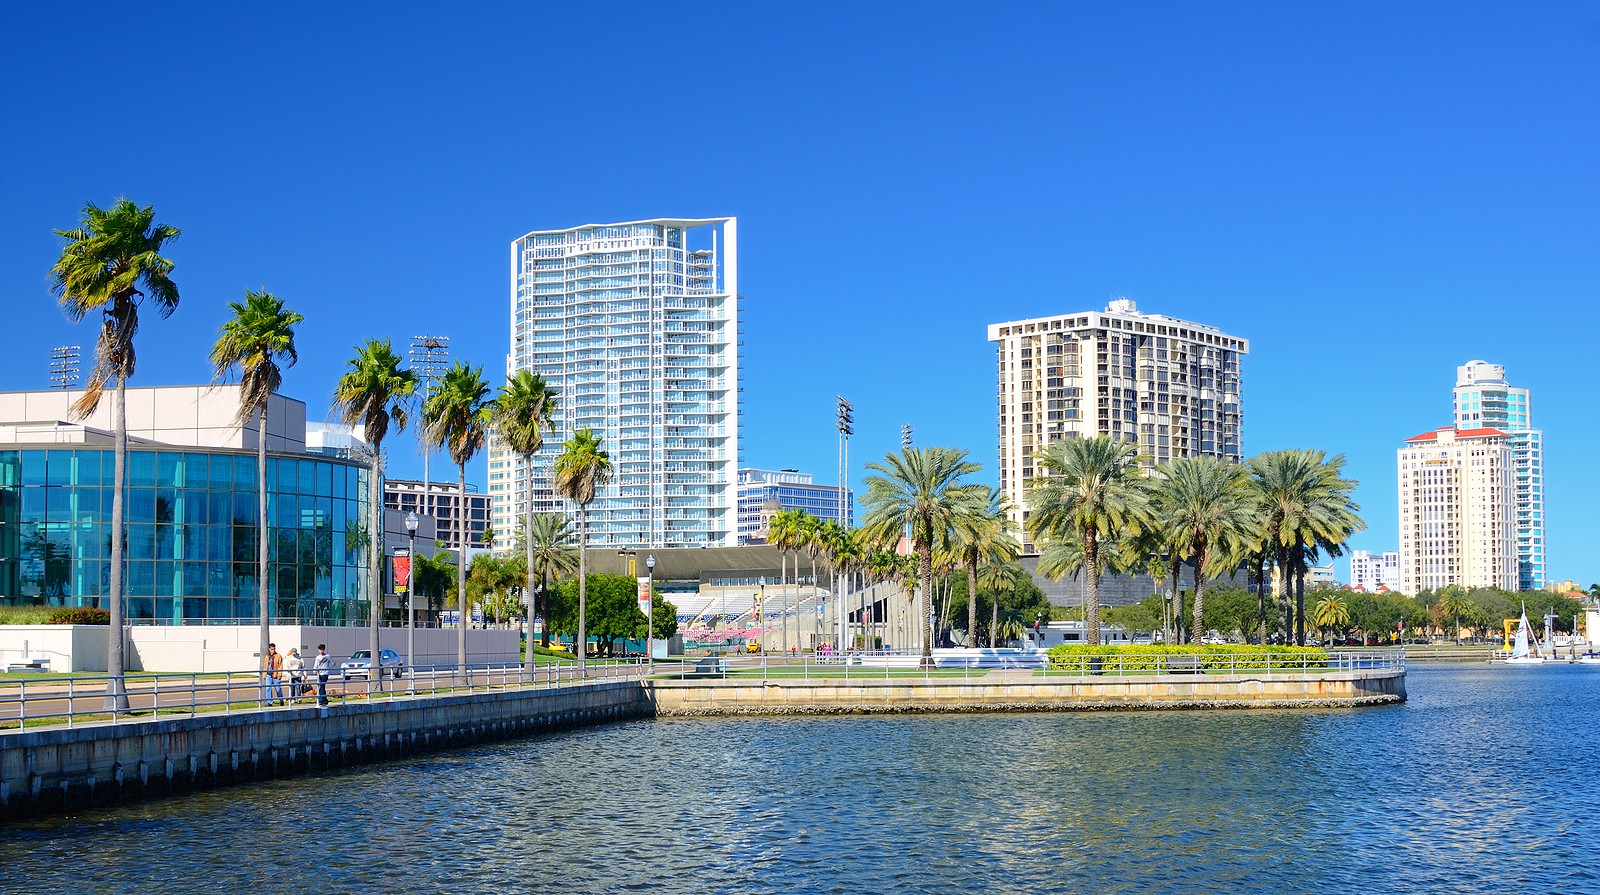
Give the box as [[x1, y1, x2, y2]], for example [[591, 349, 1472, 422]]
[[50, 346, 80, 390]]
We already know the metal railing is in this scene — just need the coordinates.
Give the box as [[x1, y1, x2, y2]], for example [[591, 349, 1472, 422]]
[[0, 659, 649, 731]]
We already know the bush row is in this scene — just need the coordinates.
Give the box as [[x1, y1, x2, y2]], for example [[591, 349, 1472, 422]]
[[1046, 643, 1329, 671], [46, 607, 112, 626]]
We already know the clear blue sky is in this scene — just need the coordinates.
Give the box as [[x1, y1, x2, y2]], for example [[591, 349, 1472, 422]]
[[2, 4, 1596, 583]]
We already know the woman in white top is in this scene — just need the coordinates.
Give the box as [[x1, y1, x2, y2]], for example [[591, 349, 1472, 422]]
[[283, 647, 306, 702]]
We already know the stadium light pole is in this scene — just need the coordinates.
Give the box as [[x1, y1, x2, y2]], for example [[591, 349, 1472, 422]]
[[835, 396, 853, 650]]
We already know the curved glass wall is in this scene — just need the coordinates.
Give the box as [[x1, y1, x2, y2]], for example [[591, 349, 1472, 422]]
[[0, 448, 372, 625]]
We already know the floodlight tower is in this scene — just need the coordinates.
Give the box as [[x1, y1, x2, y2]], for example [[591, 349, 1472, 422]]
[[50, 346, 80, 390], [409, 335, 451, 520], [836, 396, 853, 649]]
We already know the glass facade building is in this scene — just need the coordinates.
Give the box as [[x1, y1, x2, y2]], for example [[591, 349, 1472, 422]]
[[1453, 360, 1544, 591], [0, 447, 373, 624], [736, 469, 853, 545]]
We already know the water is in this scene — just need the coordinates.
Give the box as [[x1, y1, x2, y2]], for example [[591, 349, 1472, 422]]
[[3, 664, 1597, 895]]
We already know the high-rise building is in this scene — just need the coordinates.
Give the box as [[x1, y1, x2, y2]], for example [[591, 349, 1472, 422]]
[[1453, 361, 1544, 591], [1397, 426, 1517, 594], [1349, 549, 1401, 592], [735, 468, 853, 545], [489, 218, 738, 549], [384, 479, 490, 552], [988, 299, 1248, 549]]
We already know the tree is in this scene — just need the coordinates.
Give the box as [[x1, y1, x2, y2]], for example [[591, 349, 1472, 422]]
[[51, 198, 181, 710], [209, 289, 303, 683], [977, 561, 1027, 646], [859, 446, 983, 666], [524, 512, 578, 648], [332, 338, 417, 677], [413, 549, 456, 622], [468, 553, 525, 627], [1435, 586, 1471, 643], [1249, 449, 1363, 645], [492, 369, 558, 672], [1027, 435, 1152, 648], [550, 574, 677, 658], [422, 362, 496, 672], [1310, 593, 1351, 643], [552, 428, 612, 671], [766, 508, 810, 641], [1152, 456, 1256, 643], [951, 486, 1018, 647]]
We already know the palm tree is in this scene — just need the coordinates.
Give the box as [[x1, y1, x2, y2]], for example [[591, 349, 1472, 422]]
[[209, 289, 303, 679], [492, 369, 558, 674], [859, 446, 983, 666], [951, 486, 1018, 647], [1311, 593, 1351, 644], [1250, 450, 1363, 645], [977, 561, 1027, 646], [552, 429, 612, 671], [1026, 435, 1153, 647], [413, 549, 456, 621], [1151, 456, 1256, 644], [51, 198, 180, 709], [525, 512, 578, 649], [422, 362, 496, 673], [332, 339, 417, 680], [1435, 586, 1471, 643], [767, 508, 807, 641]]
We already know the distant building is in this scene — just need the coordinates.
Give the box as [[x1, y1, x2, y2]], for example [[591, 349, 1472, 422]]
[[305, 421, 365, 460], [988, 299, 1247, 550], [1309, 563, 1338, 587], [1453, 360, 1544, 591], [1397, 426, 1517, 593], [1349, 550, 1401, 593], [736, 469, 853, 544], [384, 479, 490, 552]]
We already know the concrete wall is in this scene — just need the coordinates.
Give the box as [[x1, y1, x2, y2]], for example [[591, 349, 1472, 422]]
[[0, 626, 520, 673], [1, 681, 649, 823], [649, 668, 1407, 715]]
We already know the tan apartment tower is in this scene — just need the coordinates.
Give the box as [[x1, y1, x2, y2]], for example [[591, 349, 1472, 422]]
[[988, 299, 1247, 550], [1397, 426, 1517, 593]]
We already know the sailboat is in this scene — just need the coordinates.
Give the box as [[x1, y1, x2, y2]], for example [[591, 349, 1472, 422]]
[[1502, 605, 1546, 665]]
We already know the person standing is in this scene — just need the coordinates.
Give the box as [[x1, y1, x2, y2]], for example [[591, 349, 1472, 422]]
[[262, 643, 284, 704], [313, 643, 333, 707], [283, 647, 305, 703]]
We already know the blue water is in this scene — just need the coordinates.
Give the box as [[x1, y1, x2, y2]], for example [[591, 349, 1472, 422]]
[[2, 664, 1597, 894]]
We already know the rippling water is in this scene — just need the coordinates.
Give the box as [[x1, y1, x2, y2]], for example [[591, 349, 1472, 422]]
[[4, 664, 1597, 894]]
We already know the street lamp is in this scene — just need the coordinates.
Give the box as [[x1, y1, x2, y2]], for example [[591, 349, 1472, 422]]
[[645, 553, 656, 673], [758, 575, 767, 652], [405, 511, 419, 694]]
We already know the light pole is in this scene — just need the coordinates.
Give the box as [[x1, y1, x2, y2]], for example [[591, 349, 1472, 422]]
[[836, 396, 853, 651], [404, 511, 419, 694], [645, 553, 656, 673], [758, 576, 767, 652]]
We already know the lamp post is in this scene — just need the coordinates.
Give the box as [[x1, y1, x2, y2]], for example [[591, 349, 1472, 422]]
[[405, 511, 419, 694], [646, 553, 656, 673], [758, 575, 767, 652]]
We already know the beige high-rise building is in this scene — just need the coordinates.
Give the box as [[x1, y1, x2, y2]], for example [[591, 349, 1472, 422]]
[[1397, 426, 1517, 593], [988, 299, 1248, 549]]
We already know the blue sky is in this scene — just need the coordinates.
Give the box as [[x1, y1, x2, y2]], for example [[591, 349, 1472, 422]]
[[2, 4, 1596, 583]]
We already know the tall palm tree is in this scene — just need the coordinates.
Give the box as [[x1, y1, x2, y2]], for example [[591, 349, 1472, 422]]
[[952, 486, 1018, 647], [1250, 449, 1363, 645], [525, 512, 578, 649], [859, 446, 983, 666], [977, 561, 1027, 646], [332, 339, 417, 679], [51, 198, 180, 710], [422, 362, 496, 673], [1311, 593, 1351, 644], [209, 289, 303, 678], [1026, 435, 1152, 648], [1152, 456, 1256, 643], [552, 428, 612, 671], [492, 369, 558, 673], [767, 508, 807, 638]]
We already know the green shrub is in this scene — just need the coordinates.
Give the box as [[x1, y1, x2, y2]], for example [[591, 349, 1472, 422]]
[[1046, 643, 1329, 672], [0, 606, 56, 625], [46, 607, 112, 626]]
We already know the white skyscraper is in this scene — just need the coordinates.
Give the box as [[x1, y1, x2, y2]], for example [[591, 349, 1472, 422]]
[[988, 299, 1247, 548], [1452, 360, 1544, 591], [1397, 426, 1517, 594], [489, 218, 738, 549], [1349, 549, 1401, 592]]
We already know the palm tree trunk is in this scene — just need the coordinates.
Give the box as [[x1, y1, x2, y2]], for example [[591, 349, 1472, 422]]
[[106, 372, 129, 711], [369, 444, 382, 690], [1169, 554, 1183, 644], [457, 463, 468, 672], [809, 553, 818, 647], [919, 543, 933, 666], [1294, 544, 1306, 647], [576, 507, 587, 672], [1084, 532, 1101, 647], [525, 483, 536, 675], [1192, 541, 1207, 643], [1253, 553, 1268, 644], [989, 584, 999, 648], [1275, 544, 1291, 643], [256, 401, 270, 690], [539, 565, 551, 649], [967, 559, 978, 648]]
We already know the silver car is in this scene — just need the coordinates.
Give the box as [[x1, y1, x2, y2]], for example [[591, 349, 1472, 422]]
[[340, 648, 403, 680]]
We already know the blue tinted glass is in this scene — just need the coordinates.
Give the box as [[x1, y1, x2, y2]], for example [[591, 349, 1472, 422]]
[[234, 454, 257, 489], [182, 493, 207, 526], [206, 565, 230, 598], [316, 462, 333, 497], [154, 561, 177, 597], [208, 492, 231, 528], [46, 451, 73, 486], [298, 459, 315, 495], [128, 597, 155, 621], [233, 491, 254, 526], [182, 596, 207, 620], [266, 457, 285, 493], [129, 452, 156, 488], [20, 451, 47, 486], [20, 488, 46, 525], [156, 452, 181, 487], [125, 560, 153, 595], [126, 489, 155, 522]]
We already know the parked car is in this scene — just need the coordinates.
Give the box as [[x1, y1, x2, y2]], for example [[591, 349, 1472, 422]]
[[1200, 633, 1229, 645], [341, 648, 403, 680]]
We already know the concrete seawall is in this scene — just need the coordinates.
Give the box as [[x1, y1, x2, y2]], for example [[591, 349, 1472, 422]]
[[650, 668, 1407, 715], [0, 681, 650, 824], [2, 669, 1402, 823]]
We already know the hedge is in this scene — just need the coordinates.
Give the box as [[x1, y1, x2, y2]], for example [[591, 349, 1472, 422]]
[[46, 607, 112, 626], [1046, 643, 1329, 672]]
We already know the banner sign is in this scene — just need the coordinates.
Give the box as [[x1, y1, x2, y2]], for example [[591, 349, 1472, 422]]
[[637, 576, 651, 619], [393, 549, 412, 595]]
